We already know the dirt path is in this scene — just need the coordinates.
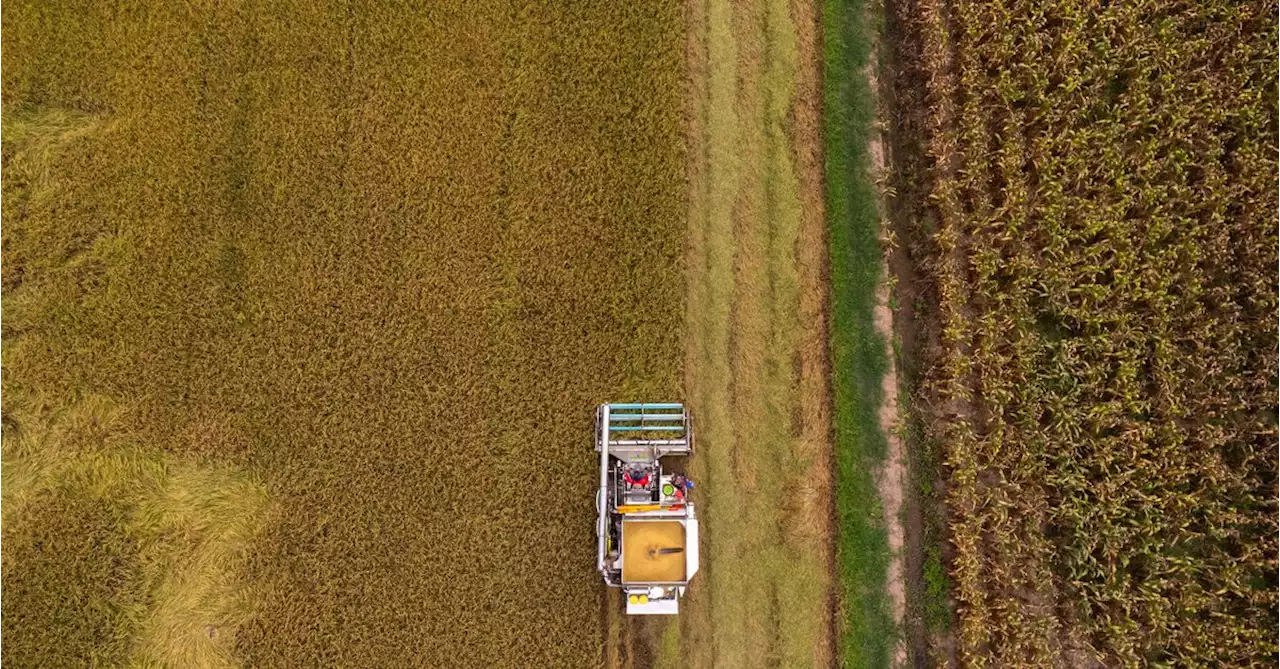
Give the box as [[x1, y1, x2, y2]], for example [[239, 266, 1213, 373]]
[[871, 137, 909, 669], [880, 0, 960, 662], [866, 52, 912, 669]]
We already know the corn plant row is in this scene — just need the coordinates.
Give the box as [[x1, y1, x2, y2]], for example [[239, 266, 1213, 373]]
[[910, 0, 1278, 665]]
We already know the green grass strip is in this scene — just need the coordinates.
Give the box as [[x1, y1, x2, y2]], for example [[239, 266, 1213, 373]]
[[822, 0, 897, 666]]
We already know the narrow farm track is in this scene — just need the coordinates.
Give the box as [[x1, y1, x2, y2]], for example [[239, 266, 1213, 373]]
[[866, 51, 911, 669]]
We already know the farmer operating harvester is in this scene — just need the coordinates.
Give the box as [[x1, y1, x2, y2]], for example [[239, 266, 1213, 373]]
[[595, 403, 699, 615]]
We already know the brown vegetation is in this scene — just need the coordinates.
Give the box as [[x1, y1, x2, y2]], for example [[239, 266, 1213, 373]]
[[890, 0, 1279, 664]]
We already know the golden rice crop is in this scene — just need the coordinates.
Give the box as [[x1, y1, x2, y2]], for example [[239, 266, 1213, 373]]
[[1, 1, 686, 666], [898, 0, 1278, 665]]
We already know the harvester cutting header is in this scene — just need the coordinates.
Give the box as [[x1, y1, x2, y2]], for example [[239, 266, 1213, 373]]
[[596, 403, 699, 615]]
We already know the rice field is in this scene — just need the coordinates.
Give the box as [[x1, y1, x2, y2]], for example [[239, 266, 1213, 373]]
[[1, 1, 686, 666]]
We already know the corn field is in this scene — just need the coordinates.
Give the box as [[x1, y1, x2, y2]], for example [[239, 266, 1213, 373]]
[[902, 0, 1278, 664]]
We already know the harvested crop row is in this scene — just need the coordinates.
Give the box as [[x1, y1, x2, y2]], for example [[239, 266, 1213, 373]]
[[646, 0, 836, 667], [901, 0, 1279, 665], [2, 1, 686, 667]]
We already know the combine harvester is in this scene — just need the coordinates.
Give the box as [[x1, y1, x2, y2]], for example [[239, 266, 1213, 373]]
[[596, 402, 699, 615]]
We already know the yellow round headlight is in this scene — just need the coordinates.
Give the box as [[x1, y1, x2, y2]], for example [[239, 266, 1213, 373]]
[[638, 595, 649, 604], [628, 594, 639, 604]]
